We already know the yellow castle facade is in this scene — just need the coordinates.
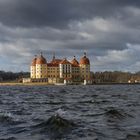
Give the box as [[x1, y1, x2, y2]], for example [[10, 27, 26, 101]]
[[28, 52, 93, 84]]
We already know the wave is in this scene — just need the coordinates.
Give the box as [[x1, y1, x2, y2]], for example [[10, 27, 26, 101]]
[[0, 137, 16, 140], [0, 112, 22, 125], [125, 133, 140, 140], [105, 108, 133, 122], [32, 109, 76, 139]]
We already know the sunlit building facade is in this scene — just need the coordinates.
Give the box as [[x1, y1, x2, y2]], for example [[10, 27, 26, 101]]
[[29, 52, 92, 84]]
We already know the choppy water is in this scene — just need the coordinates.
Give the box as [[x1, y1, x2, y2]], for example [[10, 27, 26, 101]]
[[0, 85, 140, 140]]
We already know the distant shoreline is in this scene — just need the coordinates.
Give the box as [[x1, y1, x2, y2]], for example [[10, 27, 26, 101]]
[[0, 82, 140, 86], [0, 82, 52, 86]]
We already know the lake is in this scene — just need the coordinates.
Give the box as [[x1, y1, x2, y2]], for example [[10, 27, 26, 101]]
[[0, 85, 140, 140]]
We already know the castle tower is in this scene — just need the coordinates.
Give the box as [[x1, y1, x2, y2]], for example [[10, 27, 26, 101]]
[[30, 55, 37, 79], [36, 52, 47, 78], [79, 52, 90, 80], [71, 56, 80, 81], [59, 58, 72, 79]]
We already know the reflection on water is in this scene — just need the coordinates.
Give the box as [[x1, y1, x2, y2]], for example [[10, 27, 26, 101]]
[[0, 85, 140, 140]]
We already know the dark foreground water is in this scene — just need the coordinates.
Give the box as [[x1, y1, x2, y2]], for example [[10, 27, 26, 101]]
[[0, 85, 140, 140]]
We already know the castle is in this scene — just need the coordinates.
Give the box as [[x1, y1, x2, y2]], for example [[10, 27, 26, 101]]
[[23, 52, 93, 84]]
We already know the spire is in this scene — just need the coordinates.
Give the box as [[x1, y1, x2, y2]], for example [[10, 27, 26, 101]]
[[53, 52, 55, 60], [84, 52, 86, 56], [74, 56, 76, 59], [40, 51, 43, 56]]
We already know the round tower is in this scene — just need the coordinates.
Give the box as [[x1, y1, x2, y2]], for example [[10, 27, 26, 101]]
[[36, 52, 47, 78], [79, 52, 90, 80], [30, 55, 37, 79]]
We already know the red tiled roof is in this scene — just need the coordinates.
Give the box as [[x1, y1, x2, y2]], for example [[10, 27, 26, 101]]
[[80, 56, 90, 65], [31, 57, 37, 66], [72, 65, 79, 67], [71, 57, 79, 67], [51, 59, 62, 64], [47, 63, 59, 67], [60, 58, 71, 64], [36, 55, 47, 64]]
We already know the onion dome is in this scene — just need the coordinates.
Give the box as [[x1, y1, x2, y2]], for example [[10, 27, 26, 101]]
[[31, 55, 37, 66], [60, 58, 71, 64], [80, 52, 90, 65], [71, 56, 79, 66], [36, 52, 47, 64]]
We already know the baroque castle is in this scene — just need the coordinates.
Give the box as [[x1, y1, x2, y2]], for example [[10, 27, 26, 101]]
[[23, 52, 93, 84]]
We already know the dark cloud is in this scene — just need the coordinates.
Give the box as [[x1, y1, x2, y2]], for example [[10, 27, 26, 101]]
[[0, 0, 139, 28], [0, 0, 140, 72]]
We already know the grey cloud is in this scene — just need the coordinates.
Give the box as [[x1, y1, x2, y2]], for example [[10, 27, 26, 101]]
[[0, 0, 139, 28], [0, 0, 140, 72]]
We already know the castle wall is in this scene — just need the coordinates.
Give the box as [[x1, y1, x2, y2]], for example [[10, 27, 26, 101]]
[[80, 64, 90, 79], [30, 66, 36, 78], [36, 64, 47, 78], [47, 66, 59, 78]]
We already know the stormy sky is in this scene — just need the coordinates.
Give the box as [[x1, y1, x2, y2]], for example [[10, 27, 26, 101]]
[[0, 0, 140, 72]]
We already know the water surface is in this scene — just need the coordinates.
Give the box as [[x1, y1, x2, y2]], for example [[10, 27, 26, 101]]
[[0, 85, 140, 140]]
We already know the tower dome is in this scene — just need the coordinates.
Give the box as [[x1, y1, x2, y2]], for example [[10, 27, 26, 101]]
[[80, 52, 90, 65], [71, 56, 79, 66], [31, 56, 37, 66], [36, 52, 47, 64]]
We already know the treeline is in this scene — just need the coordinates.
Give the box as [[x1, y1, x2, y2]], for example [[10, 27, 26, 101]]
[[1, 70, 140, 83], [0, 71, 29, 82], [93, 71, 140, 83]]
